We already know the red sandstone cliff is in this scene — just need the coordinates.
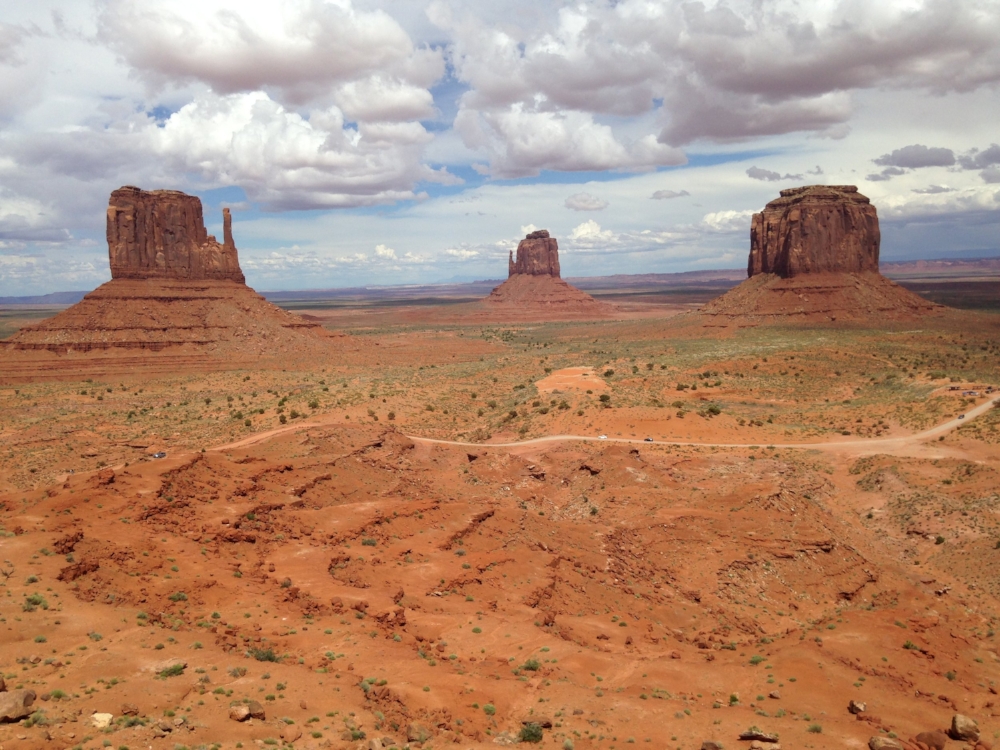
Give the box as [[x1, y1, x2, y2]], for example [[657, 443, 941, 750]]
[[748, 185, 879, 278], [508, 230, 561, 277], [107, 187, 245, 283]]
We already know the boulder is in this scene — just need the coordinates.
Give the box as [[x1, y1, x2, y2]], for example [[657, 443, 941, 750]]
[[0, 675, 5, 692], [247, 700, 266, 720], [916, 730, 949, 750], [738, 729, 779, 742], [849, 699, 867, 714], [229, 704, 251, 722], [701, 742, 724, 750], [951, 714, 980, 742], [280, 723, 302, 742], [0, 689, 36, 722], [107, 186, 245, 282], [91, 713, 113, 729], [120, 702, 139, 716], [869, 739, 905, 750], [748, 185, 879, 278], [508, 230, 561, 277]]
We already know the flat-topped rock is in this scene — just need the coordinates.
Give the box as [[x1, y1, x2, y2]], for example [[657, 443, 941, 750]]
[[107, 186, 245, 282], [509, 229, 561, 277], [748, 185, 879, 278]]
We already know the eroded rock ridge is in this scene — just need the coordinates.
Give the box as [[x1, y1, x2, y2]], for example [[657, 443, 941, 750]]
[[107, 186, 245, 283], [509, 229, 561, 277], [748, 185, 880, 278]]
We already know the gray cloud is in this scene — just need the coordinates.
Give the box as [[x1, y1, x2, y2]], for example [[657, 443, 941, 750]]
[[912, 185, 956, 194], [874, 144, 956, 168], [564, 192, 609, 212], [651, 189, 690, 200], [746, 166, 804, 182], [867, 166, 908, 182], [958, 143, 1000, 170]]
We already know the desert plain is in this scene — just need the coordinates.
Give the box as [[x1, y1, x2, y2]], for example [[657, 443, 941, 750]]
[[0, 189, 999, 750]]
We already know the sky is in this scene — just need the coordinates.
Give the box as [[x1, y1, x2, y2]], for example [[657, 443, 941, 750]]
[[1, 0, 999, 295]]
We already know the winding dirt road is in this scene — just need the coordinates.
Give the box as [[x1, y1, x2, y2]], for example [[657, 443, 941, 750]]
[[214, 397, 998, 455]]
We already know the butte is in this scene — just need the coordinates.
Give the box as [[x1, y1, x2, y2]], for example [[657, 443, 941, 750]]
[[0, 187, 337, 380], [483, 230, 610, 318], [700, 185, 943, 324]]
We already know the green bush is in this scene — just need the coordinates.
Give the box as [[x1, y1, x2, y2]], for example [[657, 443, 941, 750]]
[[483, 703, 496, 716], [158, 663, 186, 678], [519, 723, 544, 743], [248, 647, 279, 662]]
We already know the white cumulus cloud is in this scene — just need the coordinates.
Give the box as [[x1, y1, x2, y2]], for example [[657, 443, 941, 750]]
[[564, 192, 609, 212]]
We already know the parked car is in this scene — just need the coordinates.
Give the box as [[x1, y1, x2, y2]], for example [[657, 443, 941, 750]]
[[598, 435, 608, 440], [957, 415, 965, 420], [644, 437, 654, 442]]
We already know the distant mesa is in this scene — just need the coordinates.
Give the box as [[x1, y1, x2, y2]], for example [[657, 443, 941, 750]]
[[486, 230, 609, 317], [0, 187, 335, 379], [108, 186, 245, 283], [508, 229, 561, 277], [701, 185, 943, 324]]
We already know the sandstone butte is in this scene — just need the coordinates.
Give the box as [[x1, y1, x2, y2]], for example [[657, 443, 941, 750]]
[[701, 185, 943, 324], [0, 187, 336, 380], [485, 229, 610, 317]]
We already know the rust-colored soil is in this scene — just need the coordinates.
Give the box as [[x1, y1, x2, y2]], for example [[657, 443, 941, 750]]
[[484, 275, 614, 319], [1, 298, 998, 750]]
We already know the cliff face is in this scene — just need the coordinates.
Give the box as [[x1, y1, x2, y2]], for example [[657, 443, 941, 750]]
[[106, 186, 245, 283], [748, 185, 880, 278], [509, 230, 561, 277]]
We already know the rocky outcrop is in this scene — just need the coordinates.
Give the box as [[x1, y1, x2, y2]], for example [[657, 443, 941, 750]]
[[107, 186, 245, 283], [748, 185, 879, 278], [509, 230, 561, 277], [699, 185, 944, 324]]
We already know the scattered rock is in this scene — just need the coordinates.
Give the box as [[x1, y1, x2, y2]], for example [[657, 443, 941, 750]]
[[869, 739, 905, 750], [368, 739, 384, 750], [849, 699, 867, 714], [120, 702, 139, 716], [521, 716, 553, 729], [701, 742, 725, 750], [229, 705, 251, 722], [0, 689, 36, 722], [738, 729, 779, 743], [951, 714, 980, 743], [407, 722, 432, 743], [915, 730, 948, 750], [91, 712, 113, 729], [768, 691, 780, 700]]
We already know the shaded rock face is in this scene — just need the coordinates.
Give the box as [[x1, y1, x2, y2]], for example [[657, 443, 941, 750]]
[[509, 229, 561, 277], [748, 185, 879, 278], [107, 186, 245, 283]]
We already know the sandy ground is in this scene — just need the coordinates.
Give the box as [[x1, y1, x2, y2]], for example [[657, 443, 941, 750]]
[[1, 307, 999, 750]]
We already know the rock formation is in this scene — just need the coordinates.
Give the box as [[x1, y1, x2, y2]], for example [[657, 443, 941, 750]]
[[486, 230, 609, 319], [508, 230, 561, 277], [700, 186, 943, 324], [107, 187, 245, 282], [748, 185, 879, 278], [0, 187, 336, 376]]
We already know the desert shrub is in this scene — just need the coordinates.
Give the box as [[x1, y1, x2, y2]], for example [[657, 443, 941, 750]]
[[158, 663, 186, 678], [483, 703, 496, 716], [521, 659, 541, 671], [248, 647, 279, 662], [168, 592, 187, 602], [519, 723, 544, 743]]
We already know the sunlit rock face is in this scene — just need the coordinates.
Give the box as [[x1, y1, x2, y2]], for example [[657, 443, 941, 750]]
[[748, 185, 880, 279], [107, 186, 245, 283]]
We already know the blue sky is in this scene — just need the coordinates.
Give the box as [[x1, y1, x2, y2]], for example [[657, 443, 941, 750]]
[[1, 0, 999, 294]]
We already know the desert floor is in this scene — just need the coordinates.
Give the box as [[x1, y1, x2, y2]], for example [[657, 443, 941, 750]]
[[1, 304, 999, 750]]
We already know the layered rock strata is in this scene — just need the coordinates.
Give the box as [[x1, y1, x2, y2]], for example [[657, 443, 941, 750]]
[[107, 186, 245, 282], [748, 185, 879, 278], [488, 230, 608, 318], [701, 186, 942, 324], [0, 187, 334, 376]]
